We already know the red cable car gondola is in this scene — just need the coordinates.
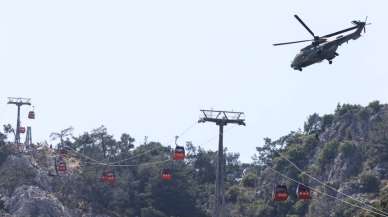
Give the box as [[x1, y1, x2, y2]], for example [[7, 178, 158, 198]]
[[173, 146, 185, 160], [59, 148, 67, 156], [56, 161, 67, 173], [28, 111, 35, 119], [273, 185, 289, 201], [296, 184, 311, 200], [161, 168, 172, 181], [100, 169, 116, 185], [18, 127, 26, 134]]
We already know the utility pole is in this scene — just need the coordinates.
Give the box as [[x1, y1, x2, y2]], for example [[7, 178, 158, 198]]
[[7, 97, 31, 144], [144, 136, 148, 145], [199, 110, 245, 217]]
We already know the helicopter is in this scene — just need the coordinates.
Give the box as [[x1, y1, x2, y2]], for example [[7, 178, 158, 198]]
[[273, 15, 370, 71]]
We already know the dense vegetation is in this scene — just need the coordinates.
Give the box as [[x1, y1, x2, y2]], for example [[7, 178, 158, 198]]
[[1, 101, 388, 217]]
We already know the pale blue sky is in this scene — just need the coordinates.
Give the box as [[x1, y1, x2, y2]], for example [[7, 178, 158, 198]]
[[0, 0, 386, 162]]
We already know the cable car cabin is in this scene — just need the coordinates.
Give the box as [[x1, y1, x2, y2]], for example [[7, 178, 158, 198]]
[[59, 148, 67, 155], [161, 169, 172, 181], [18, 127, 26, 134], [28, 111, 35, 119], [273, 185, 289, 201], [173, 146, 185, 160], [296, 184, 311, 200], [100, 170, 116, 185], [56, 161, 67, 172]]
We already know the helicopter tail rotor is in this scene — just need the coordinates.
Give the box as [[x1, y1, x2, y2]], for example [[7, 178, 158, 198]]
[[363, 16, 371, 33], [351, 16, 371, 33]]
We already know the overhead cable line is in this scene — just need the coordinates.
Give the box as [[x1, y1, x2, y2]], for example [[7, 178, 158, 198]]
[[275, 151, 388, 217], [65, 121, 198, 167], [82, 159, 171, 168], [267, 166, 388, 217], [212, 115, 388, 216], [104, 121, 198, 166]]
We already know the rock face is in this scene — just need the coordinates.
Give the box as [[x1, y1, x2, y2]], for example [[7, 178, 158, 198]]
[[0, 153, 71, 217], [0, 151, 113, 217], [4, 185, 72, 217], [327, 150, 362, 183], [248, 104, 388, 217]]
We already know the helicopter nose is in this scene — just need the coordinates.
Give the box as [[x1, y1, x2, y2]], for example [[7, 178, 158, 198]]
[[291, 61, 300, 70], [291, 57, 301, 68]]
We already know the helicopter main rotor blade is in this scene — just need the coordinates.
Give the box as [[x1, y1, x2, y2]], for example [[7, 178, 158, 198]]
[[294, 14, 315, 37], [322, 26, 359, 38], [273, 39, 313, 46]]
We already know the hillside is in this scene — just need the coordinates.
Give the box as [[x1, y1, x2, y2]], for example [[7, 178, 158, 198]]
[[0, 101, 388, 217], [250, 101, 388, 217]]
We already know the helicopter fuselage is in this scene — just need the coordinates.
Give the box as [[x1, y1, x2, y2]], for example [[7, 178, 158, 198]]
[[291, 42, 338, 70], [290, 23, 365, 71]]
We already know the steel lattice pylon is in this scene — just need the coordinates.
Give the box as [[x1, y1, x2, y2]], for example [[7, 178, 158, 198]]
[[199, 109, 245, 217], [7, 97, 31, 144]]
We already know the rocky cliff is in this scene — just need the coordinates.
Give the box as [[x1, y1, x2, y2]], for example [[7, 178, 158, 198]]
[[1, 102, 388, 217], [238, 102, 388, 217]]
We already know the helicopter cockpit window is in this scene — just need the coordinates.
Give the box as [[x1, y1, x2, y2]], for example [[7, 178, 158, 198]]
[[295, 52, 304, 60]]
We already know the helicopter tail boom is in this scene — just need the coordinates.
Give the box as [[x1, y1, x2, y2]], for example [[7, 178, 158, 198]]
[[273, 15, 369, 47]]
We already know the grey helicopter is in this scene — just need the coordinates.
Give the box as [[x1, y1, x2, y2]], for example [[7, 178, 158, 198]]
[[273, 15, 370, 71]]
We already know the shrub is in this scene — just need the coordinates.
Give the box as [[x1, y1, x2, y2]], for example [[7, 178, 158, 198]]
[[380, 188, 388, 210], [226, 185, 240, 203], [292, 200, 308, 215], [357, 108, 370, 120], [360, 173, 380, 193], [242, 173, 257, 188], [303, 134, 318, 152], [0, 132, 6, 145], [141, 207, 167, 217], [322, 114, 334, 130], [338, 142, 356, 158], [0, 145, 11, 166], [304, 113, 322, 134], [318, 141, 339, 166], [368, 100, 383, 113], [335, 104, 362, 116]]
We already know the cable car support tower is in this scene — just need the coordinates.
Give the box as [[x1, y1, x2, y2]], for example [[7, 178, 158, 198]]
[[199, 110, 245, 217], [7, 97, 31, 144]]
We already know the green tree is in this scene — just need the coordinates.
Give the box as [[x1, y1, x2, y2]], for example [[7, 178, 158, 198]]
[[360, 173, 380, 193], [3, 124, 15, 139], [321, 114, 334, 130], [91, 126, 110, 158], [368, 100, 382, 113], [119, 133, 135, 154], [304, 113, 322, 134], [0, 132, 6, 145], [150, 172, 209, 217], [50, 126, 74, 149], [242, 173, 257, 188], [192, 147, 216, 183], [255, 138, 278, 166]]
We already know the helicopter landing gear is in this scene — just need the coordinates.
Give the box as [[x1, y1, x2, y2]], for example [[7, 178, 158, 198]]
[[328, 60, 333, 64], [298, 68, 302, 71]]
